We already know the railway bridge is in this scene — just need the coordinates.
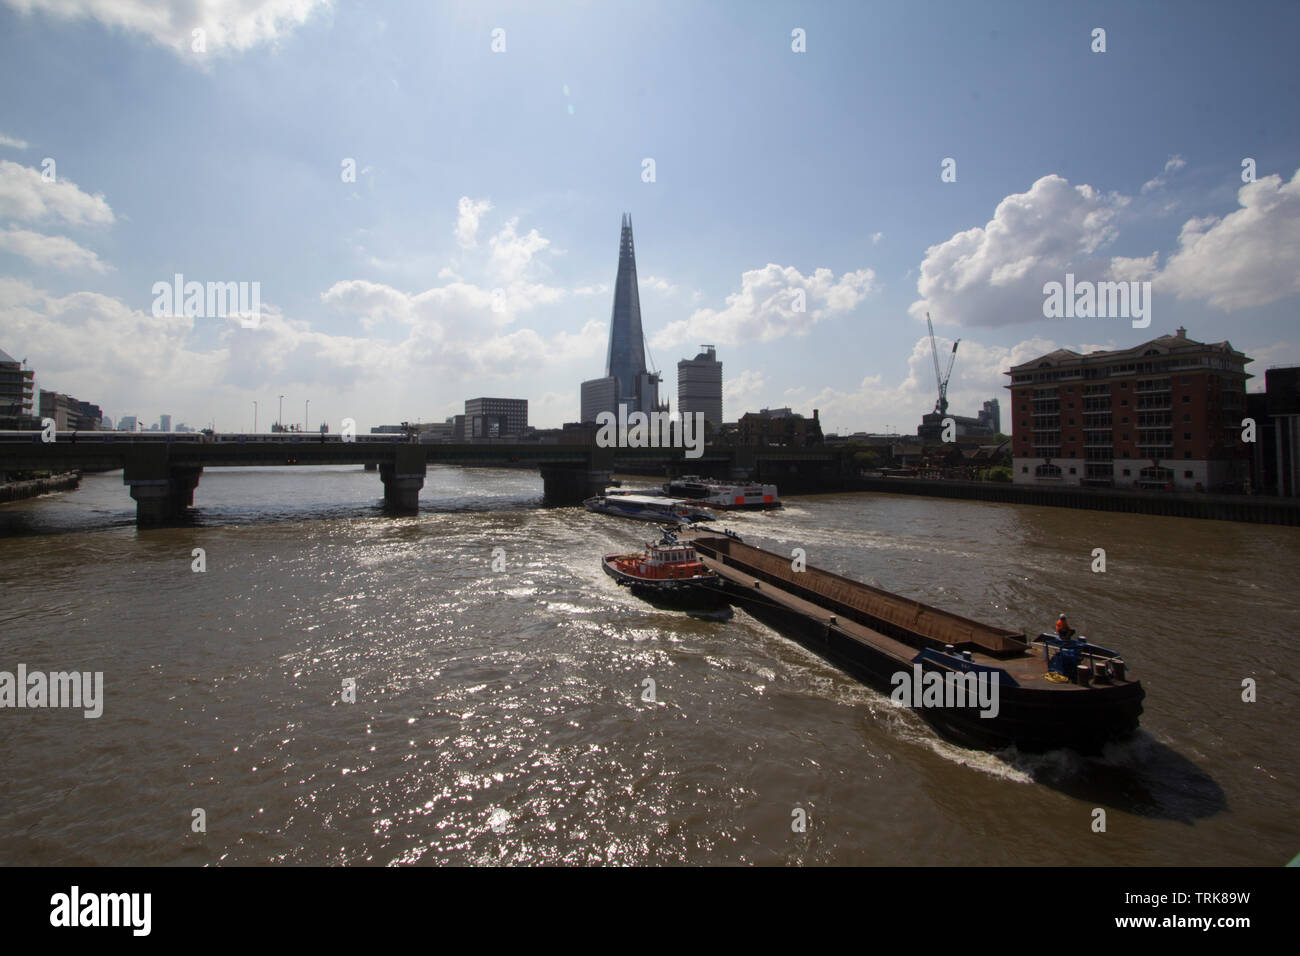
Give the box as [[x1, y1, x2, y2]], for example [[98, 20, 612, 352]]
[[0, 434, 836, 526]]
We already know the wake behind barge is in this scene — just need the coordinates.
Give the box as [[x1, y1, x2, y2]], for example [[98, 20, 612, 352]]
[[684, 533, 1145, 753]]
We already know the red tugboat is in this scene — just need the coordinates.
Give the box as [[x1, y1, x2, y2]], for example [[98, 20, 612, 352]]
[[603, 530, 728, 611]]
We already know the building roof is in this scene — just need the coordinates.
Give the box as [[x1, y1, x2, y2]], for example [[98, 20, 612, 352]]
[[0, 348, 19, 365], [1007, 327, 1251, 374]]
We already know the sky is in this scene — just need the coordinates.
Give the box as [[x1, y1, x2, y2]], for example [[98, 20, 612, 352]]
[[1, 0, 1297, 434]]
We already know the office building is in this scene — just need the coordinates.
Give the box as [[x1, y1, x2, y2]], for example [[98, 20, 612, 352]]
[[0, 348, 37, 428], [465, 397, 527, 438], [678, 345, 723, 426], [579, 214, 666, 422]]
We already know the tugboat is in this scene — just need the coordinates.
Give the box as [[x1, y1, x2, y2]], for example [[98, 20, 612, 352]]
[[602, 530, 728, 610]]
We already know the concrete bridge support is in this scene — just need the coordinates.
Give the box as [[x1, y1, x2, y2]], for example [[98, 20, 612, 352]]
[[123, 450, 204, 526], [379, 445, 426, 512], [539, 463, 612, 504], [728, 446, 755, 482]]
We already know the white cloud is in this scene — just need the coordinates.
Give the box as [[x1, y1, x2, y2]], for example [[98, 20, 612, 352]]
[[573, 283, 608, 296], [792, 333, 1060, 433], [1141, 154, 1187, 193], [1156, 169, 1300, 310], [871, 232, 884, 245], [653, 263, 875, 348], [0, 226, 109, 272], [909, 174, 1128, 328], [454, 196, 492, 249], [722, 368, 765, 413], [641, 274, 676, 294], [0, 134, 29, 150], [320, 275, 583, 371], [488, 216, 550, 282], [1, 273, 603, 429], [1, 0, 330, 57], [0, 159, 114, 225]]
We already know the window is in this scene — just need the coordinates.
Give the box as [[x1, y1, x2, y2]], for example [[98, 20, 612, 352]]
[[1184, 414, 1191, 422], [1184, 432, 1191, 440], [1122, 434, 1129, 440], [1122, 468, 1131, 476], [1121, 399, 1128, 406], [1122, 451, 1131, 458], [1069, 450, 1076, 457], [1185, 451, 1192, 459], [1183, 395, 1191, 403], [1069, 467, 1077, 475], [1021, 466, 1028, 473], [1139, 465, 1173, 483], [1184, 470, 1193, 478], [1121, 382, 1128, 389], [1035, 463, 1062, 478], [1182, 376, 1190, 384], [1122, 417, 1129, 423], [1069, 418, 1075, 425]]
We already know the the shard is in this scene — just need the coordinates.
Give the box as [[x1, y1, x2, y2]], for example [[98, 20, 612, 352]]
[[580, 214, 665, 423]]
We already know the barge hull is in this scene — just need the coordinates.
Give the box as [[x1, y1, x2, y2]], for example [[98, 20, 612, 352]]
[[729, 592, 1142, 753], [689, 534, 1144, 754]]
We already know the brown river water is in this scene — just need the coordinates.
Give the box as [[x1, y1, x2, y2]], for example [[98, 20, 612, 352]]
[[1, 465, 1296, 865]]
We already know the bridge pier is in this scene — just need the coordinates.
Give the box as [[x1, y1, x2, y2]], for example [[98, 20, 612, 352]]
[[728, 446, 755, 482], [124, 463, 203, 527], [539, 463, 611, 504], [379, 446, 426, 513]]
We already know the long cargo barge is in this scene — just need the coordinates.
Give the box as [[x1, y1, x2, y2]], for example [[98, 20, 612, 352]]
[[684, 532, 1145, 753]]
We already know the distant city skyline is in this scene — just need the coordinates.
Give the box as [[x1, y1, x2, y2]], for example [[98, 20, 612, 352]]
[[1, 1, 1298, 434]]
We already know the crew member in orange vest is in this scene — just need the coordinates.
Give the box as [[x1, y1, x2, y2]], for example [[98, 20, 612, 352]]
[[1055, 613, 1075, 640]]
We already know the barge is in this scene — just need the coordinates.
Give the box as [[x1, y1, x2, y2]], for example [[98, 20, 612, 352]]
[[684, 533, 1144, 753]]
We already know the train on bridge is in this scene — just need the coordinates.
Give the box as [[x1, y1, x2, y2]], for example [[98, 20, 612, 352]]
[[0, 430, 405, 445]]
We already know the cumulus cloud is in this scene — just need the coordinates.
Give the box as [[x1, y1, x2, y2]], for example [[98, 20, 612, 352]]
[[454, 196, 492, 249], [0, 226, 109, 272], [0, 134, 29, 150], [1156, 169, 1300, 310], [909, 174, 1127, 328], [320, 275, 587, 372], [2, 273, 604, 429], [0, 160, 114, 225], [640, 274, 676, 294], [789, 333, 1061, 433], [489, 217, 550, 282], [653, 263, 876, 348], [722, 368, 765, 413], [1, 0, 329, 57], [1141, 154, 1187, 193]]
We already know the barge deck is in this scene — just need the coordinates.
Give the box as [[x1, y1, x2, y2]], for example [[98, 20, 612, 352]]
[[684, 532, 1145, 753]]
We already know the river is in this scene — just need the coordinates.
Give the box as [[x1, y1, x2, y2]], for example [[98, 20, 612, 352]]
[[1, 465, 1296, 865]]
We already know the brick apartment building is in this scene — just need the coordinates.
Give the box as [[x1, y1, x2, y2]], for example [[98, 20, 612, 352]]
[[1006, 328, 1250, 491]]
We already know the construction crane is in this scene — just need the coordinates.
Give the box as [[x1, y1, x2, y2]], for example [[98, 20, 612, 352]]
[[926, 312, 960, 416]]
